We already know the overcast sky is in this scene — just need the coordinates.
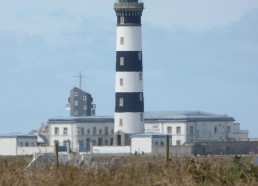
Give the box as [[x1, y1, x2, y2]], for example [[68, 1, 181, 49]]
[[0, 0, 257, 137]]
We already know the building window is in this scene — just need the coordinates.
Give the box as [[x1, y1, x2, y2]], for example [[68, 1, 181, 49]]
[[81, 127, 84, 135], [25, 142, 29, 147], [214, 127, 217, 134], [110, 138, 113, 145], [92, 109, 96, 116], [20, 142, 23, 146], [140, 113, 143, 121], [83, 96, 87, 101], [92, 140, 96, 146], [83, 105, 87, 110], [120, 78, 123, 86], [139, 93, 143, 101], [120, 16, 124, 24], [120, 37, 124, 45], [139, 72, 142, 80], [98, 138, 102, 146], [167, 126, 172, 134], [160, 142, 164, 146], [176, 127, 181, 134], [227, 126, 231, 132], [111, 128, 114, 134], [99, 129, 102, 135], [74, 92, 78, 96], [119, 119, 123, 127], [87, 128, 90, 135], [74, 110, 78, 115], [75, 101, 78, 106], [176, 140, 181, 146], [93, 127, 96, 135], [63, 127, 68, 135], [119, 98, 124, 107], [120, 57, 124, 66], [138, 52, 142, 60], [54, 127, 59, 135], [190, 126, 194, 135], [105, 127, 108, 135]]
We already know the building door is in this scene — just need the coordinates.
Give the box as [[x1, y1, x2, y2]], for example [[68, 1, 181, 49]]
[[117, 135, 121, 146]]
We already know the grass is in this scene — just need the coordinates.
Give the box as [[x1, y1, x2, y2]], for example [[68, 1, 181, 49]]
[[1, 155, 258, 186]]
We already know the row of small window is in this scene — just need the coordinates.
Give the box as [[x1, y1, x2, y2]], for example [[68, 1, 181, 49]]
[[74, 92, 87, 101], [119, 113, 143, 127], [153, 140, 181, 146], [54, 127, 114, 136], [119, 73, 142, 86], [19, 142, 35, 147], [119, 53, 141, 66], [74, 109, 95, 116], [74, 102, 87, 109], [119, 94, 143, 107], [167, 126, 181, 135]]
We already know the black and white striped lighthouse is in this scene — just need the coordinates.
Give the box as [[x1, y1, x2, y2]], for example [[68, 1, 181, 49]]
[[114, 0, 144, 145]]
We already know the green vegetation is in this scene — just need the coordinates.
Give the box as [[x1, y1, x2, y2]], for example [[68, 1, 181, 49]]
[[1, 155, 258, 186]]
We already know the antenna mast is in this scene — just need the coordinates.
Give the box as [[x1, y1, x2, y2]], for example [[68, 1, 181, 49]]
[[74, 72, 86, 89]]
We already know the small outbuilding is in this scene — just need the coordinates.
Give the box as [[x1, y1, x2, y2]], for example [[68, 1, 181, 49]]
[[0, 135, 37, 155], [131, 133, 170, 154]]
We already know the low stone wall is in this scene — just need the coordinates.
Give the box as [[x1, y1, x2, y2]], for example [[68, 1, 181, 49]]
[[93, 146, 131, 154], [17, 146, 54, 155]]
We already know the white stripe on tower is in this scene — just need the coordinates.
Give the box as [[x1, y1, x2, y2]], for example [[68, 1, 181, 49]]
[[114, 0, 144, 134]]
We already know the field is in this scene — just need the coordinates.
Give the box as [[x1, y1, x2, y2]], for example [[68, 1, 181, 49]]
[[1, 155, 258, 186]]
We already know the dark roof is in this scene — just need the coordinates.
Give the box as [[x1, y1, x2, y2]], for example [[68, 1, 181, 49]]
[[48, 111, 234, 124], [131, 132, 166, 138], [0, 135, 37, 139], [144, 111, 234, 122]]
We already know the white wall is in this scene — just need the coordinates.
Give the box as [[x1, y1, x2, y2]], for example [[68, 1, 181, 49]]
[[93, 146, 130, 154], [17, 146, 54, 155], [0, 138, 17, 155], [131, 137, 152, 154]]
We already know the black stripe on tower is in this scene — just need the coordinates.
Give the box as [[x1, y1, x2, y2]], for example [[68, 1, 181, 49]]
[[117, 16, 141, 25], [115, 92, 144, 112], [116, 51, 142, 72]]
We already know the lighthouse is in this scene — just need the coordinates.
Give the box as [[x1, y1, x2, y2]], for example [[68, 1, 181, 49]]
[[114, 0, 144, 145]]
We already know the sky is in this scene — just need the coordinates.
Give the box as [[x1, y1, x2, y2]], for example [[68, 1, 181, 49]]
[[0, 0, 257, 137]]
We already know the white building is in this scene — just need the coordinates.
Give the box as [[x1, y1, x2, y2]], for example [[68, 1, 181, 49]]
[[131, 133, 169, 154], [0, 135, 53, 156], [144, 111, 249, 146], [48, 111, 248, 151], [48, 116, 114, 151]]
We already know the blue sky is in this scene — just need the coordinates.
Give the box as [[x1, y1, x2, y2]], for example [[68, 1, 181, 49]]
[[0, 0, 257, 137]]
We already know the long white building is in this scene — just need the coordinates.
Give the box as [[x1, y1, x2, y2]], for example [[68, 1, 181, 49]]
[[48, 111, 248, 151]]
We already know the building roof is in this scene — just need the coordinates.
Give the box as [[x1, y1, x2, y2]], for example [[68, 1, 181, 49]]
[[144, 111, 234, 122], [48, 111, 234, 124], [131, 132, 166, 138], [0, 134, 37, 139]]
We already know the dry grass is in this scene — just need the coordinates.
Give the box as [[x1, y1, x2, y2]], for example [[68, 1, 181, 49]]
[[1, 155, 258, 186]]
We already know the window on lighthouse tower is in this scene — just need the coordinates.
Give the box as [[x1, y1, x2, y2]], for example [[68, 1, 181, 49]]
[[138, 52, 142, 60], [120, 37, 124, 45], [120, 78, 123, 86], [120, 57, 124, 66], [120, 16, 125, 24], [119, 98, 124, 107]]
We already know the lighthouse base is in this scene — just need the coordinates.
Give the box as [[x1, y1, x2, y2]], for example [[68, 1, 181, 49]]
[[113, 131, 131, 146]]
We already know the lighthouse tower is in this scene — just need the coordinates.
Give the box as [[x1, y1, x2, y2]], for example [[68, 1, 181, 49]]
[[114, 0, 144, 145]]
